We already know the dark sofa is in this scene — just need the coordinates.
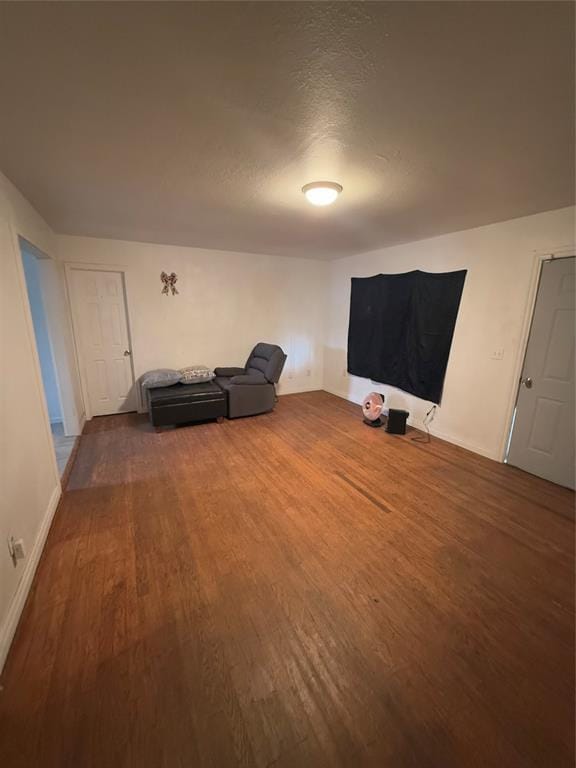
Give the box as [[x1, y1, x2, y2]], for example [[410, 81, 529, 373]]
[[215, 343, 287, 418]]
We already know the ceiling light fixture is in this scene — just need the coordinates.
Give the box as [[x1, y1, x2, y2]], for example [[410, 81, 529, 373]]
[[302, 181, 343, 206]]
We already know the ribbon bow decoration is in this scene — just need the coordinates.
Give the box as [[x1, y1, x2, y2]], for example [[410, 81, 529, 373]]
[[160, 271, 179, 296]]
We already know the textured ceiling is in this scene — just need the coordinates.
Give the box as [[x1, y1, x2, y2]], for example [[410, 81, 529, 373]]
[[0, 1, 573, 260]]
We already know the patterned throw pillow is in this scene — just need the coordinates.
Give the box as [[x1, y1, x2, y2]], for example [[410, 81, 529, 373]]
[[179, 365, 215, 383]]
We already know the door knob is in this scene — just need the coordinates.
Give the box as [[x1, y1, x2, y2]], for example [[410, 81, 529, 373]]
[[521, 376, 533, 389], [124, 350, 132, 357]]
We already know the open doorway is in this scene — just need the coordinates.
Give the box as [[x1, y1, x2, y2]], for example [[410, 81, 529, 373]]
[[19, 241, 76, 476]]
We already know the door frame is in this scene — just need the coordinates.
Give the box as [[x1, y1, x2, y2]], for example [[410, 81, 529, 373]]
[[19, 239, 66, 427], [11, 230, 60, 486], [65, 263, 139, 420], [17, 237, 85, 438], [502, 248, 576, 463]]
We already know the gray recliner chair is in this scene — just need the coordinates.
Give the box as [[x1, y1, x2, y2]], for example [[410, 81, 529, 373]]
[[215, 343, 287, 419]]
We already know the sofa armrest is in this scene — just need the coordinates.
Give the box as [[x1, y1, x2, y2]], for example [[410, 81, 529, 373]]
[[214, 366, 245, 377], [230, 373, 268, 385]]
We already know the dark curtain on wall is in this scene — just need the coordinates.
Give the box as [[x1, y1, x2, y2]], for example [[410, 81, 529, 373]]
[[347, 270, 467, 404]]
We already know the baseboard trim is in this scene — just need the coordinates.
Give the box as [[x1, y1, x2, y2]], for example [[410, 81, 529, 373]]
[[0, 484, 62, 673], [278, 383, 323, 396], [323, 387, 499, 461], [405, 418, 498, 460], [322, 386, 361, 404]]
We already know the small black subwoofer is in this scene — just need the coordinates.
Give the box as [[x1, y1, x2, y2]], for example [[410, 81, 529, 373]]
[[386, 409, 409, 435]]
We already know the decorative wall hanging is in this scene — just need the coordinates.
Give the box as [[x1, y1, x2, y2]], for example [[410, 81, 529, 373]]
[[160, 271, 179, 296]]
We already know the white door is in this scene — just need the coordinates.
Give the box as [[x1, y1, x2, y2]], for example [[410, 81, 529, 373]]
[[70, 269, 136, 417], [507, 257, 575, 489]]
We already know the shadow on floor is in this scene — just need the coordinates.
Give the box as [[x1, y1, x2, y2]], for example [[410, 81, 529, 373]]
[[51, 422, 76, 477]]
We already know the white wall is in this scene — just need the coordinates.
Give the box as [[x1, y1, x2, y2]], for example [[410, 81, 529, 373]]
[[57, 235, 327, 402], [324, 207, 575, 460], [0, 173, 65, 670]]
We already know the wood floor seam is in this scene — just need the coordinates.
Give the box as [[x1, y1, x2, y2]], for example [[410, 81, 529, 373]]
[[0, 391, 573, 768]]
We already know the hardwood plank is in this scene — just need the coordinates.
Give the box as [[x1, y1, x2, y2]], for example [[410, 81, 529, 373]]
[[0, 391, 573, 767]]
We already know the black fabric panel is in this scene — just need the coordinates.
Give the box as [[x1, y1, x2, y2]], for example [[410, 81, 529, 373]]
[[347, 270, 466, 403]]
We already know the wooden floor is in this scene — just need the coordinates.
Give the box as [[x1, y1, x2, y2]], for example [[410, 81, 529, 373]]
[[0, 391, 574, 767]]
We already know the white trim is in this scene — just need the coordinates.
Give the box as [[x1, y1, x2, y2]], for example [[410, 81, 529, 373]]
[[412, 421, 498, 460], [18, 237, 82, 438], [0, 484, 61, 672], [65, 263, 138, 419], [40, 265, 69, 433], [30, 250, 67, 430], [65, 264, 94, 420], [63, 264, 93, 419], [11, 230, 61, 485], [530, 244, 575, 258], [17, 237, 48, 261], [498, 252, 544, 461], [499, 248, 576, 462], [277, 382, 323, 396]]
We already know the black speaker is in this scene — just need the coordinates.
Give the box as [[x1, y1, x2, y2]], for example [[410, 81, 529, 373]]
[[386, 409, 409, 435]]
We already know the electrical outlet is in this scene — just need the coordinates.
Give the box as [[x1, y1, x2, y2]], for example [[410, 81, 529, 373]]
[[13, 539, 26, 560], [7, 536, 25, 565], [490, 348, 505, 361], [305, 369, 311, 377]]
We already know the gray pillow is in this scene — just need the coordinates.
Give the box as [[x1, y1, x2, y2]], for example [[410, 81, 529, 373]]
[[141, 369, 182, 389]]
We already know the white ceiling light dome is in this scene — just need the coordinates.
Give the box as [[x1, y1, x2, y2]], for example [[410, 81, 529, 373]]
[[302, 181, 343, 206]]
